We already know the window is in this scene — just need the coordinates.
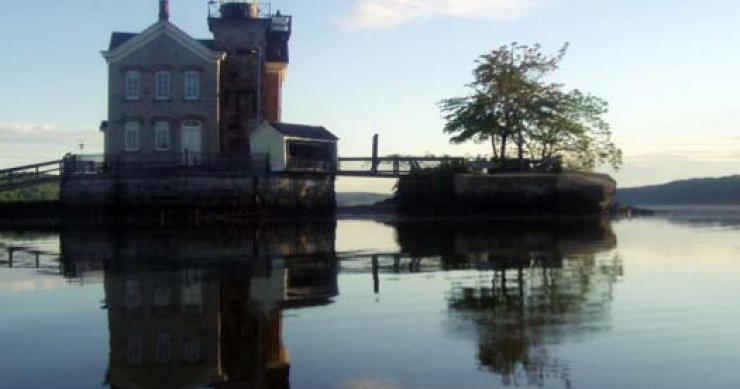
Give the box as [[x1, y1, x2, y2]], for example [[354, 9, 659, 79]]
[[124, 279, 141, 308], [181, 269, 203, 314], [155, 332, 172, 363], [154, 285, 171, 307], [154, 121, 171, 151], [124, 70, 140, 100], [126, 335, 144, 365], [124, 121, 140, 152], [155, 71, 171, 100], [182, 338, 202, 363], [184, 71, 200, 100]]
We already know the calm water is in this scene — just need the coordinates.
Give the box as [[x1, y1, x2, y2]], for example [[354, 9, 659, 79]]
[[1, 209, 739, 388]]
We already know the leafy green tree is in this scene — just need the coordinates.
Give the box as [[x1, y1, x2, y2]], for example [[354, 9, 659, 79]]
[[440, 42, 622, 171], [528, 89, 623, 170]]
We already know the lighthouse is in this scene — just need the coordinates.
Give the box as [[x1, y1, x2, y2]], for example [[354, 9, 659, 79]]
[[207, 0, 292, 156]]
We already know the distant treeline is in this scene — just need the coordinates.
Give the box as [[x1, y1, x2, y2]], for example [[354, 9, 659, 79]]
[[336, 192, 392, 207], [0, 183, 59, 203], [617, 175, 740, 205]]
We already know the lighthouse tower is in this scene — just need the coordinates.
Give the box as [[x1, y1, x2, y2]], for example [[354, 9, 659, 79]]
[[208, 0, 292, 156]]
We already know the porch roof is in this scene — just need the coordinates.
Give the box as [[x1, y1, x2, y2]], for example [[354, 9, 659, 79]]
[[270, 122, 338, 141]]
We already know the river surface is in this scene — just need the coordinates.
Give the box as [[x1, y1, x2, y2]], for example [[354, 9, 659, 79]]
[[0, 208, 739, 389]]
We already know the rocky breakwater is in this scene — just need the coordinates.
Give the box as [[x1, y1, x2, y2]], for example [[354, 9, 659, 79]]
[[454, 172, 616, 213]]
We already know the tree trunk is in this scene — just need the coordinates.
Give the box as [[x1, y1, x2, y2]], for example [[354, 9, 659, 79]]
[[500, 135, 508, 162], [517, 128, 525, 170], [491, 137, 499, 159]]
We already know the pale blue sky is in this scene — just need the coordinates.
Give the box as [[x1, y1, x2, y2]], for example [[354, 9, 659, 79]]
[[1, 0, 739, 192]]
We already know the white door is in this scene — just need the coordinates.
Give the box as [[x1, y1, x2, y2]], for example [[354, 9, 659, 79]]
[[181, 121, 202, 166]]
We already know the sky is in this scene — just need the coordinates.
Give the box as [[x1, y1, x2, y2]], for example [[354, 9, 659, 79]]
[[1, 0, 739, 193]]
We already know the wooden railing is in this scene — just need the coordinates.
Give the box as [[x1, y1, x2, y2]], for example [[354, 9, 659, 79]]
[[336, 156, 562, 177], [0, 160, 64, 192], [62, 153, 272, 178]]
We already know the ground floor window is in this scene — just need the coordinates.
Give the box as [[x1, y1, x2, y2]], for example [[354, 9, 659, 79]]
[[124, 121, 140, 152], [154, 121, 171, 151]]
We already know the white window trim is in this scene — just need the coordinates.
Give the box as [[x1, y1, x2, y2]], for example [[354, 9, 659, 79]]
[[124, 70, 141, 101], [184, 71, 200, 101], [154, 121, 171, 151], [155, 71, 171, 101], [124, 122, 141, 152]]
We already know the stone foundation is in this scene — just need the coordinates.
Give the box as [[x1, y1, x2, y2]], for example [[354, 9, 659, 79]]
[[454, 172, 616, 213], [60, 174, 335, 211]]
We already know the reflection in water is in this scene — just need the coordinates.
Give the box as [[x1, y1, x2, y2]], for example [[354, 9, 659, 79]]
[[645, 205, 740, 230], [1, 218, 625, 388], [60, 222, 338, 389], [392, 219, 622, 388]]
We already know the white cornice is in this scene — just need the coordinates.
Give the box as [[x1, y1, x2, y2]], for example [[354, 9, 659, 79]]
[[101, 21, 225, 64]]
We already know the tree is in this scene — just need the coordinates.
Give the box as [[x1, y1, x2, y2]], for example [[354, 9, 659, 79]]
[[528, 89, 623, 170], [440, 43, 622, 171]]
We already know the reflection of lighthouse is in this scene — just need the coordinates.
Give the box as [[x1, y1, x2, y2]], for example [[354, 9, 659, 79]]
[[104, 263, 291, 388], [72, 221, 339, 389]]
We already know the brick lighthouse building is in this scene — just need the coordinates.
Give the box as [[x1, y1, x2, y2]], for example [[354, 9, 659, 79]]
[[101, 0, 337, 171]]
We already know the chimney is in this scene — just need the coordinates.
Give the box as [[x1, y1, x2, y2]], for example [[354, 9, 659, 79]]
[[159, 0, 169, 21]]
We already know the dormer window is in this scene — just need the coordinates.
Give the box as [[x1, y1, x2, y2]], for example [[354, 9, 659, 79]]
[[124, 70, 141, 100], [184, 71, 200, 101], [155, 71, 171, 100]]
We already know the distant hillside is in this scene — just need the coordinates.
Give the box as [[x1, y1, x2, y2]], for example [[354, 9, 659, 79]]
[[336, 192, 392, 207], [617, 176, 740, 205]]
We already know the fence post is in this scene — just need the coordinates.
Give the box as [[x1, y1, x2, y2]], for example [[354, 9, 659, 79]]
[[372, 255, 380, 294], [371, 134, 379, 174]]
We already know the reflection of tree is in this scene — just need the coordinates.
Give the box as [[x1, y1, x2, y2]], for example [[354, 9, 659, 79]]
[[394, 218, 622, 388]]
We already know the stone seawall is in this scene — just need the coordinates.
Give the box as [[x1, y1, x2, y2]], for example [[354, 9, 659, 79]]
[[60, 174, 336, 211], [454, 172, 616, 213]]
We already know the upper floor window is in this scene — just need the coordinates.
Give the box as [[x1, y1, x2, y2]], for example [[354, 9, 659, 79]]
[[184, 71, 200, 101], [155, 71, 171, 100], [124, 278, 141, 308], [126, 335, 144, 365], [124, 121, 140, 152], [124, 70, 141, 100], [155, 332, 173, 364], [154, 121, 171, 151]]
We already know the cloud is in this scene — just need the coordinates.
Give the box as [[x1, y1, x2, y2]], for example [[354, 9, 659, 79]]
[[0, 123, 102, 168], [343, 0, 543, 30]]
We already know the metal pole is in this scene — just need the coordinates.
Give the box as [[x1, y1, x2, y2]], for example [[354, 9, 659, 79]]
[[371, 134, 379, 174], [372, 255, 380, 294]]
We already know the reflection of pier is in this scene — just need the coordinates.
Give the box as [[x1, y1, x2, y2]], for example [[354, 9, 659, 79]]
[[0, 243, 60, 272]]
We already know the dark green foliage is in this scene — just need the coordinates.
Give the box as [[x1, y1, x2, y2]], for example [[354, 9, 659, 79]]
[[440, 42, 622, 171], [394, 159, 469, 212], [0, 183, 60, 203]]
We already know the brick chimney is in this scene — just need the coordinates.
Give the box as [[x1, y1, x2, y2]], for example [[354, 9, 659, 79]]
[[159, 0, 169, 21]]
